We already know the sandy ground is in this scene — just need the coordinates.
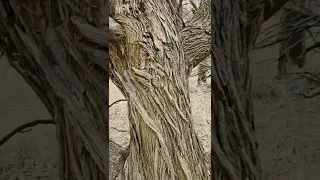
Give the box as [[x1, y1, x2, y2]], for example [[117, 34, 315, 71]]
[[0, 58, 58, 179], [0, 15, 320, 180]]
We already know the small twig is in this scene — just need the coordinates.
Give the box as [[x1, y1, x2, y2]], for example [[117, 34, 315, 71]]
[[302, 41, 320, 56], [253, 57, 278, 65], [306, 29, 317, 47], [0, 119, 55, 147], [287, 71, 320, 83], [298, 88, 320, 98], [109, 99, 127, 108], [20, 128, 32, 133]]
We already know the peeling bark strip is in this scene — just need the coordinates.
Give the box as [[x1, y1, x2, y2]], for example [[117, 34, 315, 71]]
[[110, 0, 210, 179]]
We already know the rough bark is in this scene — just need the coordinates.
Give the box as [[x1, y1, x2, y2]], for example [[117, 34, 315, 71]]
[[181, 0, 211, 74], [0, 1, 109, 179], [110, 0, 210, 179], [210, 0, 290, 179]]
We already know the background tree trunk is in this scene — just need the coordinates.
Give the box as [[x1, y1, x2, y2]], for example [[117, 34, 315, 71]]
[[210, 0, 292, 178], [211, 0, 270, 179], [110, 0, 210, 179], [198, 58, 209, 85], [278, 5, 306, 75]]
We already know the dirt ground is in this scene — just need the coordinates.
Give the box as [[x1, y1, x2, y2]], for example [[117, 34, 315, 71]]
[[0, 15, 320, 180]]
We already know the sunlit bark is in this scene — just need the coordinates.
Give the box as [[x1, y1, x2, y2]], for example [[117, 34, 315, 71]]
[[110, 0, 210, 179]]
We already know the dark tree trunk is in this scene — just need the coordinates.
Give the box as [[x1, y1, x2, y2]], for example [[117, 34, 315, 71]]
[[0, 1, 109, 179], [278, 3, 306, 75], [211, 0, 267, 179], [211, 0, 292, 178]]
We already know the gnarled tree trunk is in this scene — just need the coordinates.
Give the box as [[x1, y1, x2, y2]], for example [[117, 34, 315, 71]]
[[110, 0, 210, 179], [0, 1, 109, 179]]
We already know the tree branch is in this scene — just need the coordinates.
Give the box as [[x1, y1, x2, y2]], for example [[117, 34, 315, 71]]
[[301, 88, 320, 98], [263, 0, 291, 22], [71, 16, 125, 47], [181, 0, 211, 74], [302, 42, 320, 56], [0, 119, 55, 147], [254, 5, 320, 51], [183, 0, 290, 73], [109, 99, 127, 108], [109, 17, 126, 42], [109, 0, 290, 74], [287, 71, 320, 83]]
